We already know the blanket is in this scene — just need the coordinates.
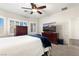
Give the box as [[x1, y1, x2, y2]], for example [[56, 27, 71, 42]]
[[30, 34, 51, 48]]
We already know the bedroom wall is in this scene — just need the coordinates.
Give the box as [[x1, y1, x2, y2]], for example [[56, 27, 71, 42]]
[[71, 18, 79, 39], [38, 6, 79, 44], [69, 18, 79, 46], [0, 9, 38, 37]]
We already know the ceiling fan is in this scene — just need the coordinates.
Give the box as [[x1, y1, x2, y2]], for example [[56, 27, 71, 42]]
[[21, 3, 46, 14]]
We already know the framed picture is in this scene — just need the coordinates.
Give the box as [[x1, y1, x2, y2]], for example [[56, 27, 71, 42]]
[[43, 22, 56, 32]]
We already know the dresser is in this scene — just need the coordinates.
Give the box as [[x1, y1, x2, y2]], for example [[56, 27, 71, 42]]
[[42, 32, 58, 44], [15, 26, 28, 36]]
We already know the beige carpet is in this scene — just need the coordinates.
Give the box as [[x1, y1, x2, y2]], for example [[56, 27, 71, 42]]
[[49, 44, 79, 56]]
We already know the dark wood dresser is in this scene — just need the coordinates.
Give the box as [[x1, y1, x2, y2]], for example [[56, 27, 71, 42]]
[[15, 26, 28, 36], [42, 32, 58, 44]]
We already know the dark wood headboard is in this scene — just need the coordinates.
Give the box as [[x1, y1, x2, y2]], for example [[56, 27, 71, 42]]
[[15, 26, 28, 36]]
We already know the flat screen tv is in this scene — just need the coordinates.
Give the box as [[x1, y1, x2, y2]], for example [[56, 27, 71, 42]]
[[43, 23, 56, 32]]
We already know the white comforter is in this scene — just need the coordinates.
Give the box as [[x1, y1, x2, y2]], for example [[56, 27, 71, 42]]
[[0, 35, 44, 56]]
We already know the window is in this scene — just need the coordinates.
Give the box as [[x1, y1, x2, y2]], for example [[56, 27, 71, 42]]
[[0, 18, 4, 28], [30, 23, 36, 32], [9, 19, 27, 35]]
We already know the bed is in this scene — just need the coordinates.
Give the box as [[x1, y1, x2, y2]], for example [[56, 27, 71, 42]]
[[0, 26, 51, 56], [0, 35, 51, 56]]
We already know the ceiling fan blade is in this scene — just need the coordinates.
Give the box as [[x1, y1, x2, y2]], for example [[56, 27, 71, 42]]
[[37, 11, 42, 14], [30, 11, 33, 14], [31, 3, 37, 9], [21, 7, 32, 10], [37, 6, 46, 9]]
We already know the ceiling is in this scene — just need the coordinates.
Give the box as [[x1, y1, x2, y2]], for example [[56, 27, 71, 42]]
[[0, 3, 78, 19]]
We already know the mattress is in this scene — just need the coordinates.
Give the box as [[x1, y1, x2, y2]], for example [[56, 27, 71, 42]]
[[0, 35, 45, 56]]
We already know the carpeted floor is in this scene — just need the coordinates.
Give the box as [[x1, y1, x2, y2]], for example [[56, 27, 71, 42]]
[[49, 44, 79, 56]]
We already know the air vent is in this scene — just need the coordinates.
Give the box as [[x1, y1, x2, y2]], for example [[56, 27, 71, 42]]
[[61, 7, 68, 11]]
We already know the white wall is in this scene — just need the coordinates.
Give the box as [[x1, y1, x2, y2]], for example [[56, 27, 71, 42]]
[[38, 6, 79, 44], [71, 18, 79, 39]]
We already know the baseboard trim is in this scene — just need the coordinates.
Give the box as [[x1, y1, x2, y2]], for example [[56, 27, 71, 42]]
[[70, 39, 79, 46]]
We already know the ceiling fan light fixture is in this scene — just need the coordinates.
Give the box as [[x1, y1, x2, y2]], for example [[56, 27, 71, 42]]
[[22, 3, 46, 14], [32, 9, 37, 12]]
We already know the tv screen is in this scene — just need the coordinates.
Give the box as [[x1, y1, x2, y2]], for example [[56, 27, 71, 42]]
[[43, 26, 49, 31], [43, 25, 56, 32]]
